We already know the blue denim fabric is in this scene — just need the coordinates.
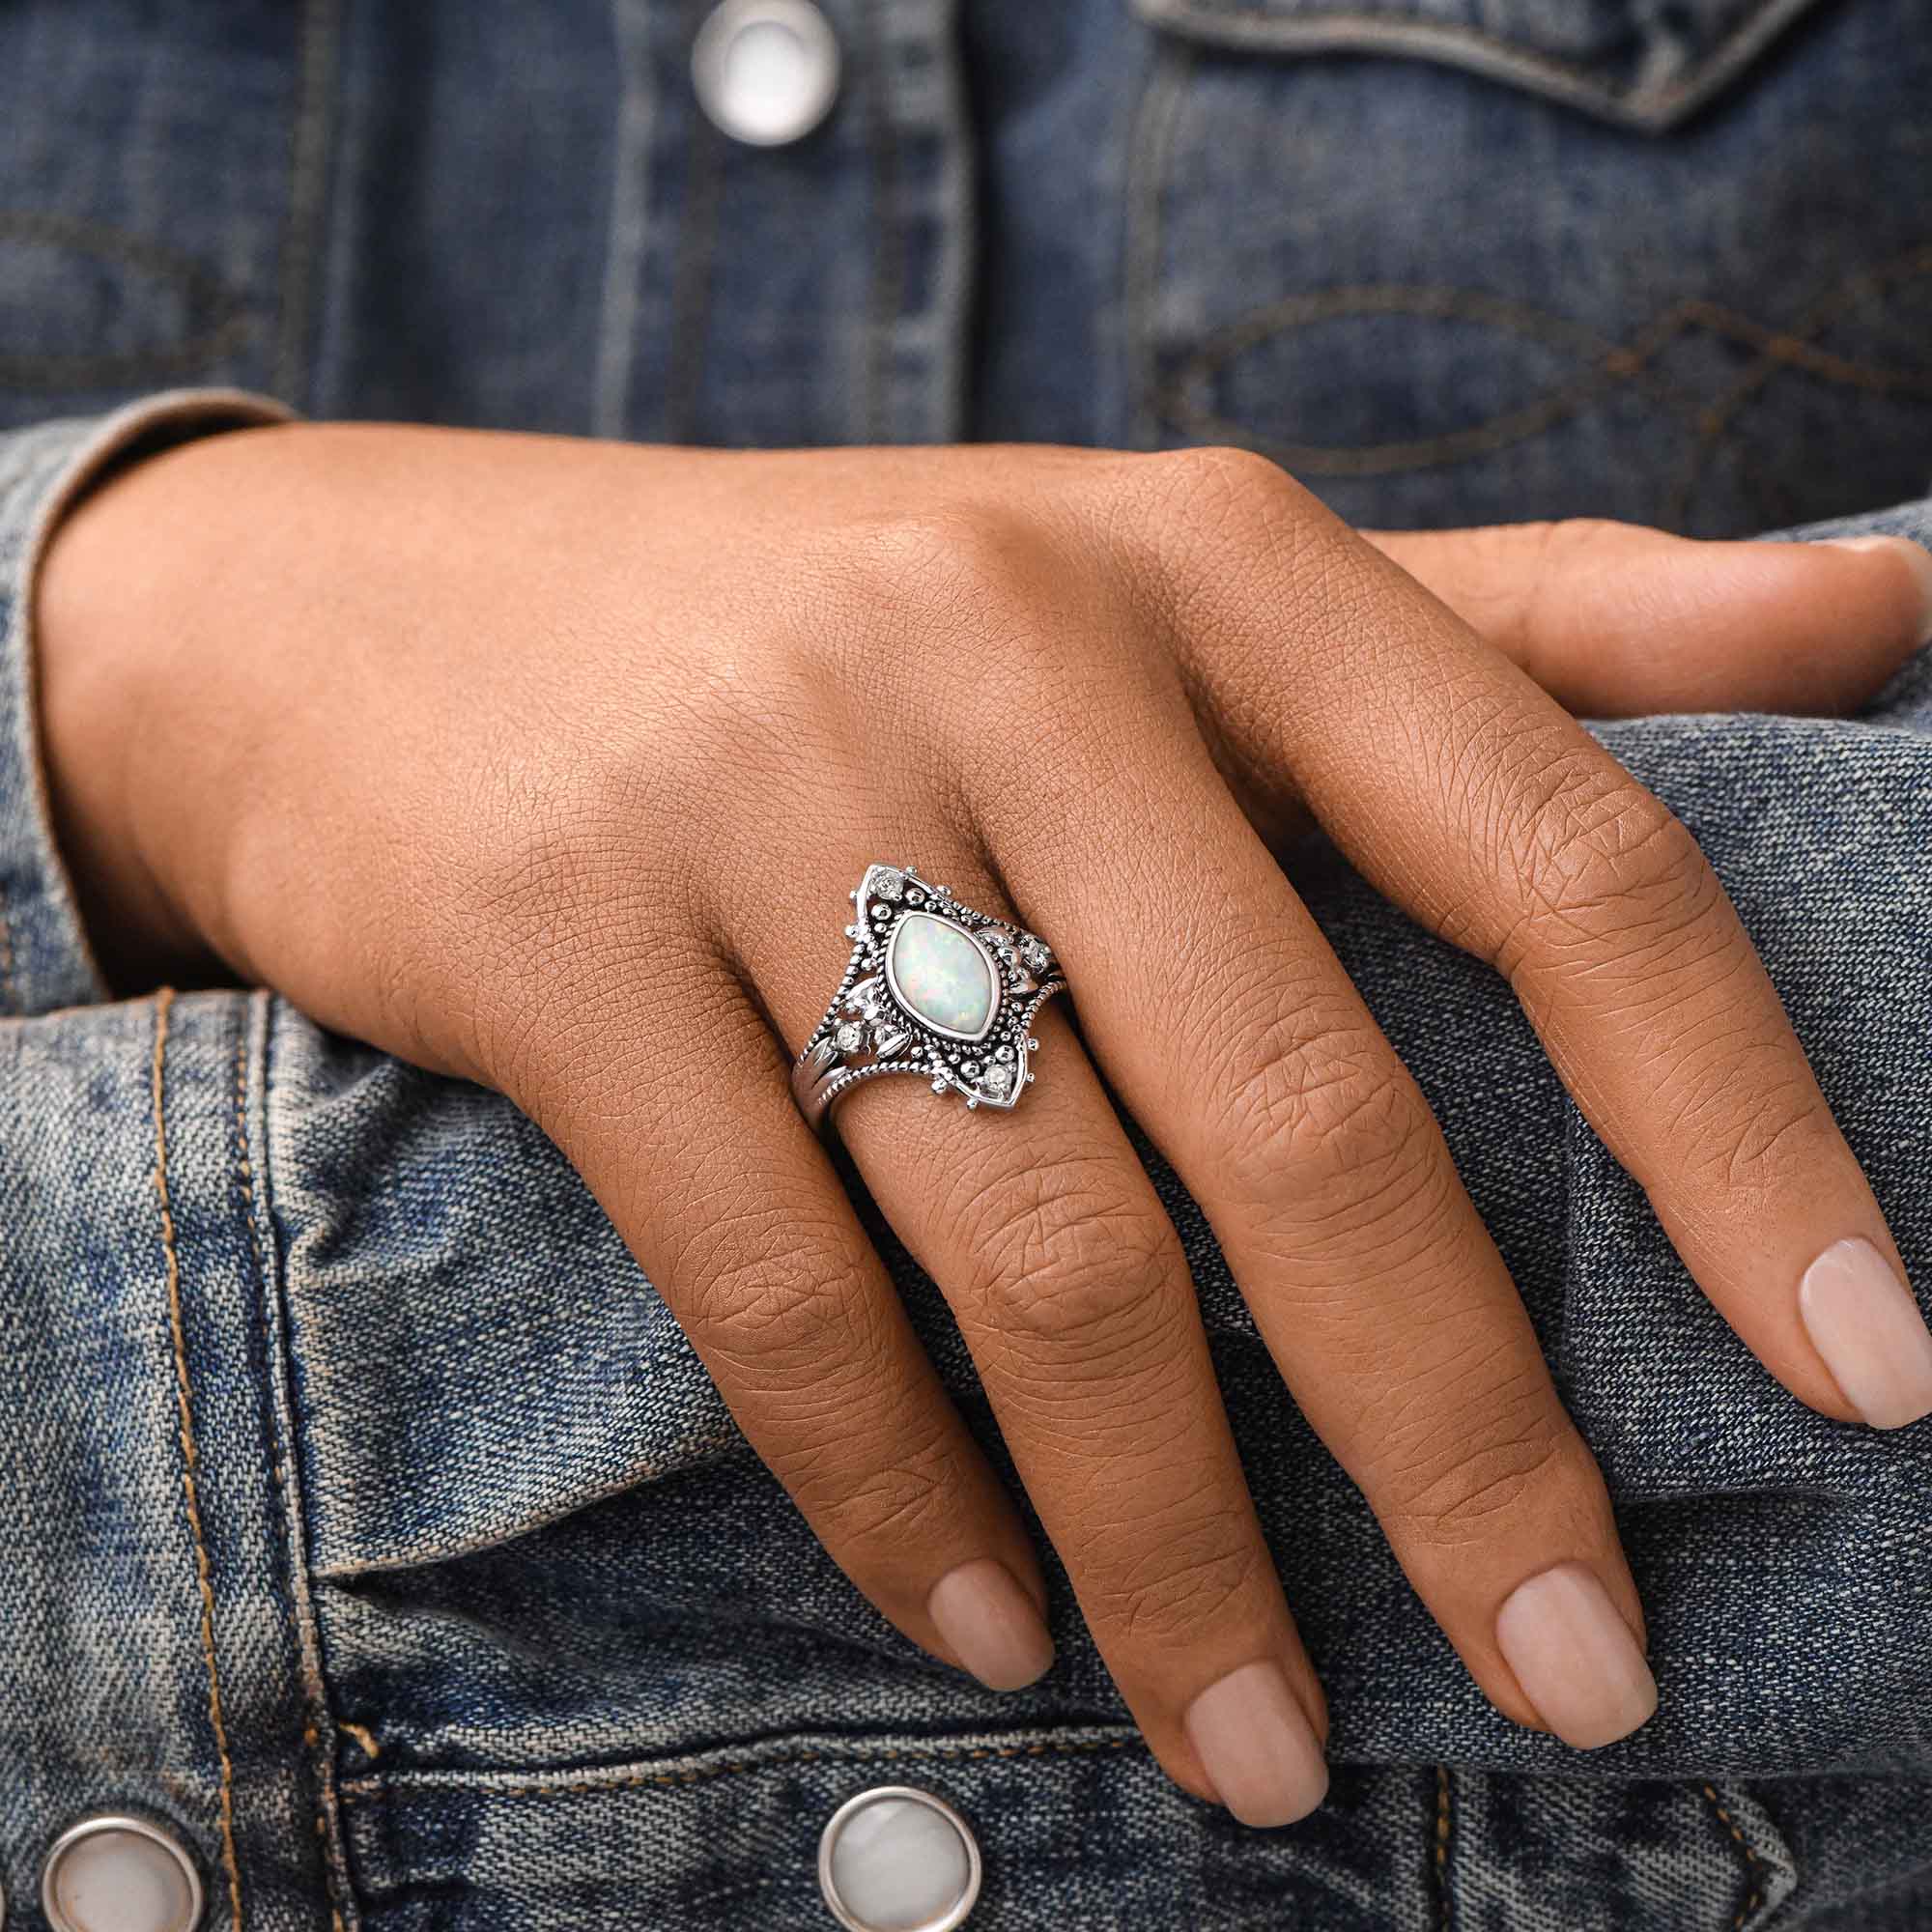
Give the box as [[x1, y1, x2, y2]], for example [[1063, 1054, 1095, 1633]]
[[1, 0, 1931, 1926]]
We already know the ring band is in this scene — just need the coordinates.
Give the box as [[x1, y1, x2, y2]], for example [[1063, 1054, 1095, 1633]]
[[792, 864, 1066, 1132]]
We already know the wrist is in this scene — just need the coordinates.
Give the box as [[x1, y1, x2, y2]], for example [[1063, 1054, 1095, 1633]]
[[34, 432, 255, 995]]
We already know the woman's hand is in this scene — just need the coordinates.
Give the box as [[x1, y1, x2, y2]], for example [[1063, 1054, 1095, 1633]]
[[37, 426, 1932, 1825]]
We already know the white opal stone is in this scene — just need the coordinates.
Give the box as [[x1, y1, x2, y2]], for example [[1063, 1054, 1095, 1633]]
[[886, 913, 998, 1041]]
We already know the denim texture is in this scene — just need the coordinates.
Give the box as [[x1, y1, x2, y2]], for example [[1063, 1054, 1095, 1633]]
[[1, 0, 1931, 1925]]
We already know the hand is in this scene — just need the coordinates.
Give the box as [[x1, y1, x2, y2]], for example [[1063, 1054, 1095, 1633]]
[[37, 427, 1932, 1825]]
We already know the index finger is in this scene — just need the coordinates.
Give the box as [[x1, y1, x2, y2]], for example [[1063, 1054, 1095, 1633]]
[[1155, 452, 1932, 1432]]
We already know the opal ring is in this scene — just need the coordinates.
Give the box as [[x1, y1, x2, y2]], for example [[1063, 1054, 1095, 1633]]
[[792, 864, 1067, 1133]]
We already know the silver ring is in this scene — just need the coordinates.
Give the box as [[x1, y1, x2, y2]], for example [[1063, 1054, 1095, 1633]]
[[792, 864, 1066, 1132]]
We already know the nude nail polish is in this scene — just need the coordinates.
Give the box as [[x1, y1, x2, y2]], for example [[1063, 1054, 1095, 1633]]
[[1182, 1661, 1329, 1828], [1799, 1237, 1932, 1430], [1821, 535, 1932, 645], [1494, 1563, 1658, 1750], [926, 1559, 1056, 1691]]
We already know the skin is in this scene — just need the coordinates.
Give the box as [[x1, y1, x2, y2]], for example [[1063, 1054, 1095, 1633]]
[[33, 424, 1932, 1816]]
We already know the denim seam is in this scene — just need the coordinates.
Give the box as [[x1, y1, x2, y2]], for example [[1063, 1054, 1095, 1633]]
[[1699, 1783, 1768, 1930], [338, 1730, 1143, 1803], [664, 0, 724, 444], [154, 988, 247, 1927], [1150, 250, 1932, 526], [593, 0, 660, 439], [0, 896, 15, 1016], [273, 0, 343, 408], [856, 0, 903, 444], [1665, 242, 1932, 529], [0, 212, 252, 389], [1129, 0, 1824, 134], [232, 995, 359, 1930], [1432, 1764, 1452, 1928], [1122, 37, 1193, 450]]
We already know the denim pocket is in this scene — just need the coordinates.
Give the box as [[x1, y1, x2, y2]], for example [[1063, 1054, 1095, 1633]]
[[1130, 0, 1824, 131]]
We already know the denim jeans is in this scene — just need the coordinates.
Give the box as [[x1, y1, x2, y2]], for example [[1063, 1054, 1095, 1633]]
[[1, 1, 1930, 1926]]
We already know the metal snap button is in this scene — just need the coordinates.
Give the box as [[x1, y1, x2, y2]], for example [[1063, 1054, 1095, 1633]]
[[818, 1785, 981, 1932], [692, 0, 840, 148], [42, 1816, 204, 1932]]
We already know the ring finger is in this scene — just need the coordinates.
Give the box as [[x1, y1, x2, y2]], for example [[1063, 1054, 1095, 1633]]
[[741, 833, 1334, 1827]]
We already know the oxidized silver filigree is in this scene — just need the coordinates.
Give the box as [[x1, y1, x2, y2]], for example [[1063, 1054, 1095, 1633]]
[[791, 865, 1066, 1130]]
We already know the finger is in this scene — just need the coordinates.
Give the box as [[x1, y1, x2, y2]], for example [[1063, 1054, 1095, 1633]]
[[984, 702, 1658, 1753], [518, 959, 1057, 1693], [741, 841, 1332, 1828], [1363, 521, 1932, 717], [1161, 455, 1932, 1435]]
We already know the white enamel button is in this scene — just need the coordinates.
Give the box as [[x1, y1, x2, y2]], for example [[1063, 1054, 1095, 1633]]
[[692, 0, 840, 147], [43, 1816, 203, 1932], [818, 1786, 981, 1932]]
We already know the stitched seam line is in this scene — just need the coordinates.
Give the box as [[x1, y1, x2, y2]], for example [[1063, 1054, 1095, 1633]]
[[1132, 0, 1825, 129], [664, 0, 724, 443], [155, 989, 246, 1927], [1433, 1765, 1452, 1929], [230, 1004, 355, 1928], [857, 0, 904, 444], [275, 0, 343, 405], [1151, 257, 1932, 501], [1123, 40, 1193, 450], [340, 1733, 1141, 1804], [0, 211, 250, 388], [1700, 1784, 1766, 1930], [235, 994, 364, 1929], [0, 887, 16, 1014], [1666, 242, 1932, 525]]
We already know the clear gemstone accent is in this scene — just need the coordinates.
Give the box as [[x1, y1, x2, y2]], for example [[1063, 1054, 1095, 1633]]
[[872, 868, 905, 901], [983, 1063, 1013, 1096], [1019, 936, 1052, 973], [834, 1021, 866, 1053]]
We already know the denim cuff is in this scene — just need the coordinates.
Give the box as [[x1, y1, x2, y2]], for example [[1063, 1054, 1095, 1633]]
[[0, 388, 294, 1017]]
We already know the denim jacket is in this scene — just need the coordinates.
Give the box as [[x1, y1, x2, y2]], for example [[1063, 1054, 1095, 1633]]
[[1, 3, 1930, 1929]]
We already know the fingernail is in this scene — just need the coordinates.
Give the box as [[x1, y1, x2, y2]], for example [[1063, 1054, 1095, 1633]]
[[1799, 1236, 1932, 1430], [926, 1559, 1056, 1690], [1494, 1563, 1658, 1750], [1820, 536, 1932, 645], [1182, 1661, 1329, 1827]]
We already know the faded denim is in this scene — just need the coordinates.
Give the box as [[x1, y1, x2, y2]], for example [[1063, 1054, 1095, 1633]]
[[1, 0, 1931, 1926]]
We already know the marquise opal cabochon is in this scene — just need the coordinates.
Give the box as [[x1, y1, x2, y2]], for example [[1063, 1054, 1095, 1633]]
[[885, 912, 1000, 1041]]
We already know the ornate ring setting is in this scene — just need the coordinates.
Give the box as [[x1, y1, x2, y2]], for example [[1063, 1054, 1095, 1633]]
[[792, 865, 1067, 1132]]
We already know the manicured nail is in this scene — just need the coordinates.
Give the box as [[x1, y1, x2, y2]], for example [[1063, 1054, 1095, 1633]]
[[1182, 1661, 1329, 1827], [1799, 1236, 1932, 1430], [927, 1559, 1055, 1690], [1494, 1563, 1658, 1750], [1821, 536, 1932, 645]]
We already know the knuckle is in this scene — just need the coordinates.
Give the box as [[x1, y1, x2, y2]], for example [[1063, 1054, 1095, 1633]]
[[1365, 1353, 1573, 1546], [1078, 1493, 1270, 1648], [952, 1145, 1183, 1351], [1206, 999, 1440, 1227], [831, 501, 1053, 640], [681, 1211, 875, 1381], [1145, 443, 1298, 521], [788, 1424, 974, 1550], [1506, 761, 1722, 972]]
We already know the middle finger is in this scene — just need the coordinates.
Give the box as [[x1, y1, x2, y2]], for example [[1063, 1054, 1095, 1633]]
[[987, 697, 1661, 1753]]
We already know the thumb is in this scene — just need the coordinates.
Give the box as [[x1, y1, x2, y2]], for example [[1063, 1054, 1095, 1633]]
[[1364, 519, 1932, 718]]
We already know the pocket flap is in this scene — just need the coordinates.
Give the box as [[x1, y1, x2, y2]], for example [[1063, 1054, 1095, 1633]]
[[1132, 0, 1826, 130]]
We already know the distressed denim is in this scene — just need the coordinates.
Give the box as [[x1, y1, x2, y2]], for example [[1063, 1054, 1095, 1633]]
[[1, 0, 1931, 1926]]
